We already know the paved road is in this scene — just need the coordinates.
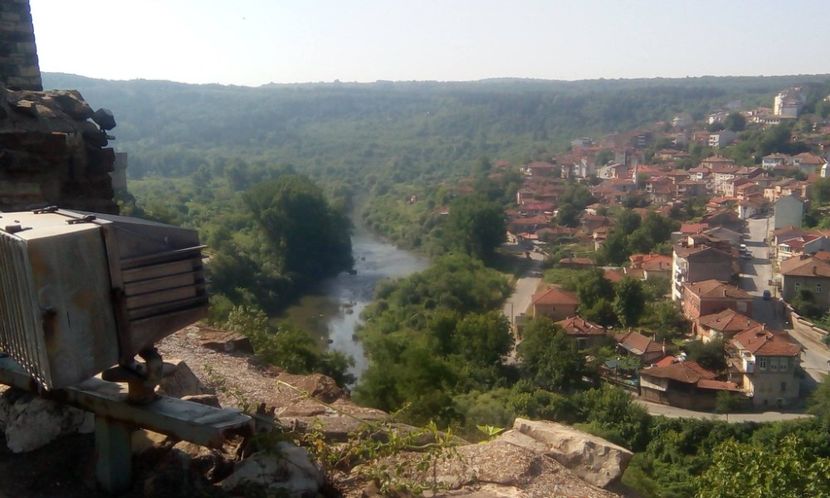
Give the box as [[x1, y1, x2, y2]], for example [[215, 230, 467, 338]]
[[740, 217, 784, 328], [503, 275, 541, 327], [790, 322, 830, 383], [741, 216, 830, 384], [637, 399, 813, 423]]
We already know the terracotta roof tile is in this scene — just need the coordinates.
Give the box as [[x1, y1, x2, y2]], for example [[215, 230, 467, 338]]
[[640, 360, 716, 384], [779, 255, 830, 278], [697, 309, 760, 333], [532, 286, 579, 306], [732, 329, 801, 357], [615, 331, 664, 356], [556, 316, 607, 336], [684, 280, 752, 300]]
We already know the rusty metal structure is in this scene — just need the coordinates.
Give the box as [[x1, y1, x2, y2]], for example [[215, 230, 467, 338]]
[[0, 207, 251, 493], [0, 208, 208, 391]]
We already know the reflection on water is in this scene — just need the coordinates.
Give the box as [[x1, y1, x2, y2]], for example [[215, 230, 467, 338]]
[[277, 224, 428, 381]]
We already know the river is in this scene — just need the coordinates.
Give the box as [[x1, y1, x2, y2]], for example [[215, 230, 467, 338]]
[[277, 223, 428, 380]]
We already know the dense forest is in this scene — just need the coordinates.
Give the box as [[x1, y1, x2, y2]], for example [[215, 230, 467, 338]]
[[43, 72, 830, 189]]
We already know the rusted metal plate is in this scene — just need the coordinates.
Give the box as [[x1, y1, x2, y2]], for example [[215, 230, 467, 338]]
[[0, 357, 252, 447], [0, 211, 120, 389]]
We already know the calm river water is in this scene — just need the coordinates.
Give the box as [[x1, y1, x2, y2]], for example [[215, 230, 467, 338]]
[[277, 223, 428, 380]]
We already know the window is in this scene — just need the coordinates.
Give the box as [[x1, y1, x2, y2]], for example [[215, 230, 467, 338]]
[[795, 282, 801, 291], [781, 382, 787, 393], [757, 357, 767, 370], [817, 284, 823, 294]]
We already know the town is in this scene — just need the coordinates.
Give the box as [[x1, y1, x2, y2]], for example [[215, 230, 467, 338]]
[[500, 86, 830, 414]]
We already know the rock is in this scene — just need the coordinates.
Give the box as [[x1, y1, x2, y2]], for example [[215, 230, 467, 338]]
[[157, 359, 208, 398], [51, 90, 94, 120], [182, 394, 222, 408], [92, 107, 116, 130], [383, 438, 618, 498], [197, 327, 254, 354], [139, 443, 213, 498], [172, 440, 235, 482], [275, 372, 345, 403], [9, 98, 37, 117], [511, 418, 633, 489], [0, 388, 93, 453], [221, 444, 324, 497]]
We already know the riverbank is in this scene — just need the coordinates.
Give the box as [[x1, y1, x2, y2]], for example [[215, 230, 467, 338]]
[[276, 221, 428, 380]]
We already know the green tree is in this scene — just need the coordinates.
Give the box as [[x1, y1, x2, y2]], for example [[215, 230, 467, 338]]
[[809, 374, 830, 426], [244, 174, 353, 280], [447, 195, 506, 260], [715, 391, 742, 422], [684, 339, 727, 371], [696, 435, 830, 498], [723, 112, 746, 132], [454, 311, 513, 366], [224, 306, 355, 386], [639, 301, 689, 341], [518, 318, 590, 392], [580, 298, 617, 327], [613, 277, 646, 327], [577, 269, 615, 306]]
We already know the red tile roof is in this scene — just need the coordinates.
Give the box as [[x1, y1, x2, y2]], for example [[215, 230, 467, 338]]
[[779, 255, 830, 278], [615, 331, 664, 356], [532, 286, 579, 306], [680, 223, 709, 234], [640, 360, 715, 384], [696, 379, 743, 392], [559, 257, 595, 267], [732, 329, 801, 357], [603, 268, 625, 283], [556, 316, 607, 337], [684, 280, 752, 300], [697, 309, 760, 333]]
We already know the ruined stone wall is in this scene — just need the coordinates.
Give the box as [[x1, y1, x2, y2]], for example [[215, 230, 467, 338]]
[[0, 88, 117, 213], [0, 0, 42, 91]]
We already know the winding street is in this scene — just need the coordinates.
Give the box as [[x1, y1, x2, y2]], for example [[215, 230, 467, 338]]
[[741, 216, 830, 386], [637, 399, 812, 423]]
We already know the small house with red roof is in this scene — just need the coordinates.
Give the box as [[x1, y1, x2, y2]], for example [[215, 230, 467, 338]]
[[729, 328, 801, 407], [640, 360, 742, 410], [629, 253, 673, 280], [530, 286, 579, 322], [525, 161, 557, 177], [681, 280, 753, 320], [694, 309, 760, 342], [556, 315, 608, 350], [614, 331, 665, 365], [780, 254, 830, 311]]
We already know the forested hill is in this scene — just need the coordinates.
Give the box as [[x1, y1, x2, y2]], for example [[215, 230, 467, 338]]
[[42, 72, 830, 184]]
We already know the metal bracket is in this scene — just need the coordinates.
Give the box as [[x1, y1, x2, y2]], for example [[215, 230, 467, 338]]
[[66, 215, 97, 225], [102, 348, 163, 405], [33, 206, 59, 214]]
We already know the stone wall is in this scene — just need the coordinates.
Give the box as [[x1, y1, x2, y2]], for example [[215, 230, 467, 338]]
[[0, 0, 42, 91], [0, 87, 117, 213]]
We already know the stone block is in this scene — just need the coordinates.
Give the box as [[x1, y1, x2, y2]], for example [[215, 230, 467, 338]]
[[512, 418, 633, 488]]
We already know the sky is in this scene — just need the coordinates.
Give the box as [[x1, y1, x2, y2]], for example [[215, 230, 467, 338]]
[[29, 0, 830, 87]]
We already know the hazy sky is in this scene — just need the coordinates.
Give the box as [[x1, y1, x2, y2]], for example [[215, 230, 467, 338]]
[[29, 0, 830, 86]]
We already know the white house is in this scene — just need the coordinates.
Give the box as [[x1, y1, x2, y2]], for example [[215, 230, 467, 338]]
[[773, 195, 804, 231], [774, 88, 804, 118], [708, 130, 737, 149]]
